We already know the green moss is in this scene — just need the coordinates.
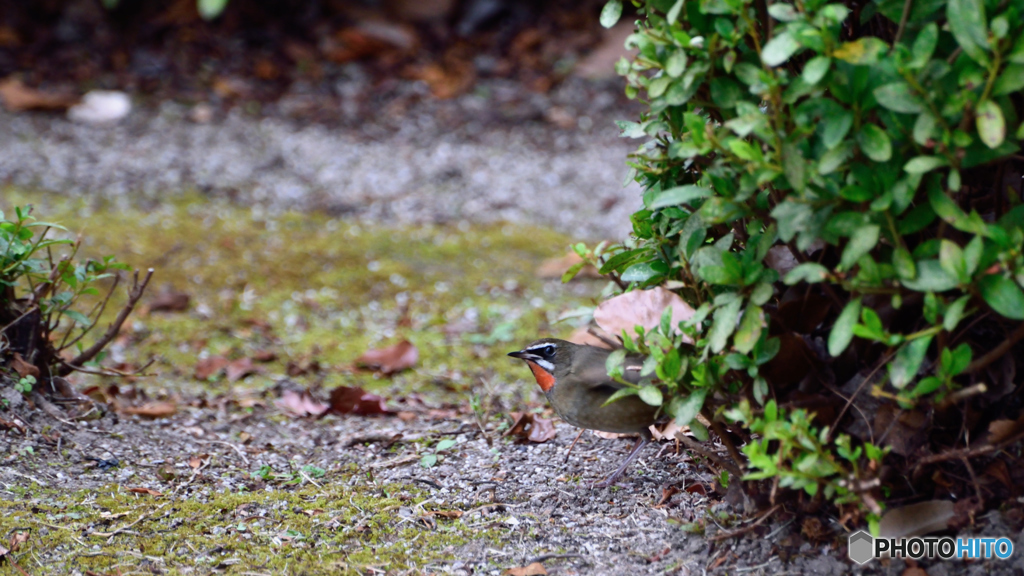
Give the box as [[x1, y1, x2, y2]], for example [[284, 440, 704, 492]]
[[2, 188, 601, 402], [0, 475, 504, 575]]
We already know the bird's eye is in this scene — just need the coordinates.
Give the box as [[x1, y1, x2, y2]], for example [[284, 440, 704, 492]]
[[542, 345, 555, 356]]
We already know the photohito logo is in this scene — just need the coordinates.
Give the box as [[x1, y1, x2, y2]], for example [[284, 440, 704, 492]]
[[848, 531, 1015, 565]]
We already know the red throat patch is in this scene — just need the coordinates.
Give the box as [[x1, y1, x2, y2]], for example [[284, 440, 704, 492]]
[[525, 361, 556, 392]]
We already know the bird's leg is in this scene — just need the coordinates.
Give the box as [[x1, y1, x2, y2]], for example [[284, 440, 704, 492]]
[[591, 436, 648, 488]]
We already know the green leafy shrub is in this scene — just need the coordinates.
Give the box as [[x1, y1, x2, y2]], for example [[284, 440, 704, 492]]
[[1, 205, 151, 401], [582, 0, 1024, 520]]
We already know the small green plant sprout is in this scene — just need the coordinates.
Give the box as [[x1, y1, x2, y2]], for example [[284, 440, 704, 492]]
[[1, 205, 152, 405], [420, 439, 458, 468], [14, 375, 35, 394]]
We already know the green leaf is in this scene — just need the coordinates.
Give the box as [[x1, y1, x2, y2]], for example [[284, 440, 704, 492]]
[[733, 305, 763, 355], [819, 141, 855, 174], [665, 50, 688, 78], [829, 298, 862, 356], [709, 297, 743, 353], [910, 376, 943, 398], [435, 439, 456, 452], [992, 64, 1024, 96], [904, 155, 948, 174], [840, 224, 879, 270], [782, 141, 806, 191], [821, 108, 854, 149], [946, 0, 989, 66], [767, 3, 800, 21], [600, 248, 648, 274], [873, 82, 924, 114], [197, 0, 229, 20], [638, 385, 663, 407], [602, 386, 640, 406], [893, 247, 916, 280], [913, 113, 937, 146], [978, 274, 1024, 320], [761, 31, 801, 67], [420, 454, 438, 468], [802, 56, 831, 84], [888, 336, 933, 389], [600, 0, 623, 28], [833, 37, 887, 65], [666, 0, 685, 24], [63, 310, 92, 327], [561, 261, 587, 283], [621, 260, 666, 282], [909, 23, 939, 68], [943, 294, 970, 331], [858, 124, 892, 161], [670, 389, 708, 427], [901, 260, 959, 292], [649, 185, 712, 209], [784, 262, 830, 285], [939, 239, 970, 283], [976, 100, 1006, 149]]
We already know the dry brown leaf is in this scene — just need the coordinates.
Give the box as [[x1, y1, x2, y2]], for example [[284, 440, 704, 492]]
[[0, 417, 26, 434], [505, 562, 547, 576], [594, 287, 695, 342], [276, 388, 329, 417], [657, 485, 679, 506], [355, 340, 418, 375], [0, 77, 76, 112], [120, 402, 177, 419], [252, 350, 278, 363], [987, 414, 1024, 444], [188, 454, 209, 469], [878, 500, 955, 539], [226, 357, 258, 382], [195, 356, 229, 380], [504, 412, 557, 443], [535, 252, 600, 280], [128, 487, 164, 497], [566, 326, 615, 349], [11, 352, 39, 379], [8, 530, 28, 550], [147, 289, 190, 313], [328, 386, 391, 415], [427, 510, 464, 519]]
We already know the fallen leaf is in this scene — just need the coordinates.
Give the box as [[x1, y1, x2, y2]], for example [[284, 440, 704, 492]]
[[188, 454, 209, 469], [657, 485, 680, 506], [252, 350, 278, 363], [878, 500, 955, 538], [286, 358, 321, 377], [0, 417, 26, 434], [505, 563, 547, 576], [355, 340, 418, 375], [195, 356, 229, 380], [0, 77, 76, 112], [684, 483, 707, 495], [128, 487, 164, 497], [649, 420, 683, 441], [987, 413, 1024, 444], [567, 326, 615, 349], [147, 289, 190, 313], [120, 402, 177, 419], [226, 357, 258, 382], [594, 287, 696, 342], [504, 412, 557, 443], [536, 252, 600, 280], [11, 352, 39, 379], [427, 510, 464, 519], [328, 386, 391, 415], [276, 388, 329, 417], [8, 530, 28, 550]]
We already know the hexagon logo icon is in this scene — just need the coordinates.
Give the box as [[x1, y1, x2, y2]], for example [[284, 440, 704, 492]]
[[848, 530, 874, 565]]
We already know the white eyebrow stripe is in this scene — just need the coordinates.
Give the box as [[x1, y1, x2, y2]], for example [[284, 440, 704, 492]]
[[525, 343, 557, 352]]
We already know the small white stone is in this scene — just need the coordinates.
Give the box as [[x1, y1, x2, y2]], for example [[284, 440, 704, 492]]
[[67, 91, 132, 124]]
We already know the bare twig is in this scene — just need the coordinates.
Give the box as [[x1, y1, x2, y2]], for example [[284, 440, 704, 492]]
[[915, 428, 1024, 466], [0, 305, 39, 335], [58, 273, 121, 352], [709, 504, 782, 542], [676, 433, 743, 478], [564, 429, 586, 463], [966, 322, 1024, 374], [891, 0, 914, 48], [58, 268, 153, 376]]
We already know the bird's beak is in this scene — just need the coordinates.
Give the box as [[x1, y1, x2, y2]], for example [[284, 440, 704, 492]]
[[507, 350, 538, 360], [507, 350, 526, 359]]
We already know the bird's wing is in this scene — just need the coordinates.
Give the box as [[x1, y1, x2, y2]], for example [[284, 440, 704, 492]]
[[570, 346, 645, 390]]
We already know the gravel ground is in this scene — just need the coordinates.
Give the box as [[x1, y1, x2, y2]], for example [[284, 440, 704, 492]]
[[0, 78, 644, 241]]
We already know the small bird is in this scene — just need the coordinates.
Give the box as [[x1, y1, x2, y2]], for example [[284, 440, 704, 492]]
[[508, 338, 659, 487]]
